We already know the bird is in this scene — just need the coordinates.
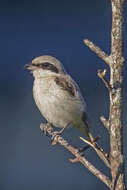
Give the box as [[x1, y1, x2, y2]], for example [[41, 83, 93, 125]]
[[26, 55, 93, 142]]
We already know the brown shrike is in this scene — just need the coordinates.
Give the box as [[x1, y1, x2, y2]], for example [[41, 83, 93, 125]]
[[26, 55, 93, 141]]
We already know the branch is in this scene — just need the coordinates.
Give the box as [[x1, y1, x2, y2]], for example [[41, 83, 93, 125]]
[[97, 69, 112, 92], [100, 116, 110, 131], [80, 137, 110, 168], [40, 123, 112, 189], [84, 39, 111, 65], [109, 0, 126, 189]]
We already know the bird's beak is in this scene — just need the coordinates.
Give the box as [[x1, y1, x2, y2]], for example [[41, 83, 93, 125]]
[[25, 63, 36, 71]]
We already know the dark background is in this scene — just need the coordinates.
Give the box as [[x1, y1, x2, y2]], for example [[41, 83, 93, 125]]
[[0, 0, 127, 190]]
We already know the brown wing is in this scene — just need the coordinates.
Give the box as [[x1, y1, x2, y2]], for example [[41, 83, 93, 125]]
[[54, 75, 77, 97]]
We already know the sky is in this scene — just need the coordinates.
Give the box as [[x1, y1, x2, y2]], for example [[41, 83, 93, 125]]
[[0, 0, 127, 190]]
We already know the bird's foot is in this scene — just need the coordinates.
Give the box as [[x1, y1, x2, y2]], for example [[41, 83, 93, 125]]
[[40, 123, 53, 136], [51, 125, 69, 145], [51, 131, 60, 145]]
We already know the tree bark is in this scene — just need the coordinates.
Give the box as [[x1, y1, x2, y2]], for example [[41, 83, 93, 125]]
[[109, 0, 126, 189]]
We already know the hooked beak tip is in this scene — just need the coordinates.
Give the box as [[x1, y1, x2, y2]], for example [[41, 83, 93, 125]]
[[25, 63, 33, 71], [24, 64, 29, 68]]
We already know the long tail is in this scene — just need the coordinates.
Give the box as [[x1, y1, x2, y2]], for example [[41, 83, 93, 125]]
[[79, 111, 95, 142], [77, 120, 93, 142]]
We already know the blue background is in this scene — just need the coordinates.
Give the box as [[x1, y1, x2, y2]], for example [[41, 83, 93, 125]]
[[0, 0, 127, 189]]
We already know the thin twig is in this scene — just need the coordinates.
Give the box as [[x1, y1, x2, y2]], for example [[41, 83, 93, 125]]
[[80, 137, 110, 168], [84, 39, 111, 65], [100, 116, 110, 131], [97, 69, 112, 92], [40, 123, 112, 188]]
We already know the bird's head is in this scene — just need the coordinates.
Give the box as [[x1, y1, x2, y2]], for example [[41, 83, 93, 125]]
[[26, 55, 65, 78]]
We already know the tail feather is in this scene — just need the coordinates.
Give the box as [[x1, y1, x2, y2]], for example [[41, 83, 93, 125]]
[[76, 120, 91, 141], [77, 119, 95, 143], [80, 111, 94, 141]]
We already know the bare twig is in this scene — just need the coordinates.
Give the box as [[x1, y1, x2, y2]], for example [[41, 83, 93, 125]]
[[80, 137, 110, 168], [97, 69, 112, 92], [84, 39, 111, 65], [100, 116, 110, 131], [40, 123, 112, 188]]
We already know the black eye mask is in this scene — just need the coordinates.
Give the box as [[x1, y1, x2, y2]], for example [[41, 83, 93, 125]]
[[32, 62, 59, 73]]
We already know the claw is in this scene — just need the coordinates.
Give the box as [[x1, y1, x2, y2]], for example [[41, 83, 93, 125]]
[[40, 123, 53, 137], [43, 124, 50, 135], [51, 125, 69, 145], [51, 131, 60, 145]]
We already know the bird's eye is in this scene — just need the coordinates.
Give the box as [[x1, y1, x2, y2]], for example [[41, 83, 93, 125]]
[[42, 62, 50, 67], [38, 62, 59, 73]]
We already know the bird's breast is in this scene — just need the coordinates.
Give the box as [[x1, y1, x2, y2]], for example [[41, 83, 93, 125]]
[[33, 78, 64, 124], [33, 77, 85, 128], [33, 78, 52, 112]]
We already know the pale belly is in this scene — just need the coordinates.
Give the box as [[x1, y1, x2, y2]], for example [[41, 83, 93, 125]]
[[33, 78, 85, 128]]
